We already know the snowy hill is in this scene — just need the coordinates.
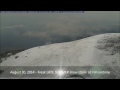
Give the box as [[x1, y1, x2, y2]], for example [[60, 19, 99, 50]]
[[1, 33, 120, 66], [0, 33, 120, 79]]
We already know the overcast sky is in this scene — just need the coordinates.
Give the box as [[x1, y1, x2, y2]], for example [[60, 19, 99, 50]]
[[0, 11, 120, 52]]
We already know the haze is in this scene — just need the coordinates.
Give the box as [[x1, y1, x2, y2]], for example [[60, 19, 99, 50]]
[[0, 11, 119, 53]]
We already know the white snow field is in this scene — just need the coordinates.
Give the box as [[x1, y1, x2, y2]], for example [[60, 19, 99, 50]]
[[0, 33, 120, 79]]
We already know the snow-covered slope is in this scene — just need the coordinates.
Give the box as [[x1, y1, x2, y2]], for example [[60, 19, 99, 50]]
[[0, 33, 120, 79], [0, 33, 120, 66]]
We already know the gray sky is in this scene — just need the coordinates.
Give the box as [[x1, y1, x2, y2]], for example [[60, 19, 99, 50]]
[[0, 11, 120, 52]]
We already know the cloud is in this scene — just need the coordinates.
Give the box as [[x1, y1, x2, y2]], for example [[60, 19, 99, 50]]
[[23, 31, 50, 38], [1, 25, 24, 30], [22, 31, 54, 42], [21, 15, 119, 41], [1, 11, 119, 52]]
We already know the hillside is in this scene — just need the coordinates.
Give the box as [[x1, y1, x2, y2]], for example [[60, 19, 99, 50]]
[[0, 33, 120, 79]]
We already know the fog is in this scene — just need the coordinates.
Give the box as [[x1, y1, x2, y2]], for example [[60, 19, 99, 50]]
[[0, 11, 119, 53]]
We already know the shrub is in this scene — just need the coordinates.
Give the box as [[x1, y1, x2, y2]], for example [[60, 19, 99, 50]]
[[0, 49, 26, 63], [0, 70, 4, 74], [0, 59, 2, 63], [96, 35, 120, 55], [15, 56, 19, 59]]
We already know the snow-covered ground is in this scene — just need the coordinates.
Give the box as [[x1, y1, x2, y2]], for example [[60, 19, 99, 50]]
[[0, 33, 120, 66], [0, 33, 120, 79]]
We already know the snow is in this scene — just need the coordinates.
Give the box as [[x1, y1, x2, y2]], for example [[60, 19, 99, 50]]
[[0, 33, 120, 79], [0, 33, 120, 66]]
